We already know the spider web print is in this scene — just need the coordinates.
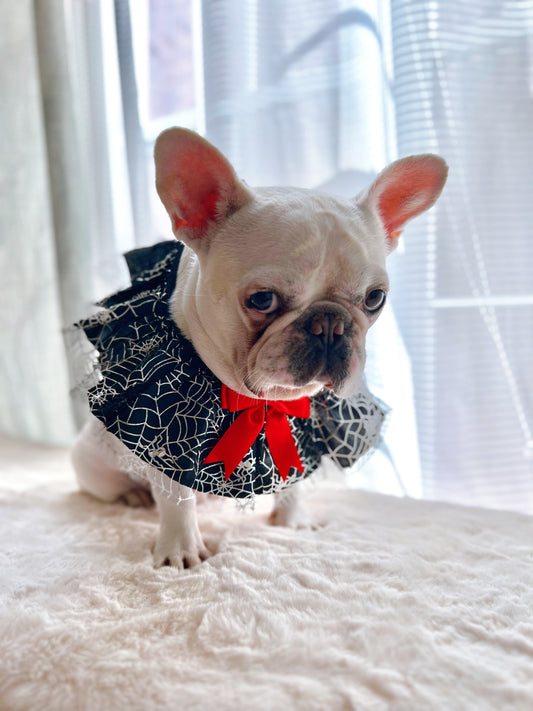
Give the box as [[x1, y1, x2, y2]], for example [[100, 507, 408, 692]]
[[70, 240, 389, 501]]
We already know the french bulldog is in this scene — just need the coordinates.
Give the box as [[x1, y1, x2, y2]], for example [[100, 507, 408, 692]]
[[72, 128, 447, 569]]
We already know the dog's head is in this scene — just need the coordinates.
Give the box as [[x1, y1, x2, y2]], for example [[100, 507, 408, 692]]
[[155, 128, 447, 400]]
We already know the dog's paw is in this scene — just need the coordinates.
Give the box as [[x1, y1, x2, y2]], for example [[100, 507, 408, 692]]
[[268, 504, 319, 530], [118, 487, 154, 508], [152, 536, 211, 570]]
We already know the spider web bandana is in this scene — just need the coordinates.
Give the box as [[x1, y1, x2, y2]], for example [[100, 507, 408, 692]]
[[71, 240, 388, 500]]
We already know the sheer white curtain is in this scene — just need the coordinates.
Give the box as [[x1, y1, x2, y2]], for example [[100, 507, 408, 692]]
[[3, 0, 532, 513], [201, 0, 394, 185], [390, 0, 533, 512], [1, 0, 136, 444]]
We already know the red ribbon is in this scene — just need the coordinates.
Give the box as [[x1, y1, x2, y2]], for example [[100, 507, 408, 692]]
[[204, 385, 311, 481]]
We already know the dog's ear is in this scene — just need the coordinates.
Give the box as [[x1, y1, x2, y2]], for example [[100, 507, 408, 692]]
[[154, 128, 253, 247], [358, 154, 448, 252]]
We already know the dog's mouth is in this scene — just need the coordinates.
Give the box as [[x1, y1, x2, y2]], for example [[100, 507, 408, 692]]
[[242, 377, 326, 401], [242, 303, 366, 401], [242, 360, 361, 401]]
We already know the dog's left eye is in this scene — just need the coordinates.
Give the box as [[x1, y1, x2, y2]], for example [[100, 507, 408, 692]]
[[246, 291, 279, 314], [364, 289, 387, 313]]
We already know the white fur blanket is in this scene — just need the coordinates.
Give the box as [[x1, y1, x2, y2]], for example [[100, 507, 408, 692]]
[[1, 436, 533, 711]]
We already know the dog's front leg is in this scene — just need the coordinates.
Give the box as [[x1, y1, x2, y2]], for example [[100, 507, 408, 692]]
[[152, 485, 211, 569]]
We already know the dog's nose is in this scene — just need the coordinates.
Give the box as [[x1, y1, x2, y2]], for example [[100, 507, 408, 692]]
[[289, 305, 354, 390], [307, 313, 346, 346]]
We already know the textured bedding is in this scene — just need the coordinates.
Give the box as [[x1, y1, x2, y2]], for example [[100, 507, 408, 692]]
[[1, 436, 533, 711]]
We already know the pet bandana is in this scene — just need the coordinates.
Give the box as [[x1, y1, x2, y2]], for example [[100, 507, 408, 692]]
[[73, 240, 388, 500]]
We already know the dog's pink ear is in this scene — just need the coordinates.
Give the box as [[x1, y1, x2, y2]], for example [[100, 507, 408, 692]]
[[360, 155, 448, 252], [154, 128, 252, 244]]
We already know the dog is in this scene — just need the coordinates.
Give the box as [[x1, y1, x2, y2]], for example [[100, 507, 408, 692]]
[[71, 128, 447, 569]]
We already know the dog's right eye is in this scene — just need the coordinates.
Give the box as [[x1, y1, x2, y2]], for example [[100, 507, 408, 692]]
[[246, 291, 279, 314]]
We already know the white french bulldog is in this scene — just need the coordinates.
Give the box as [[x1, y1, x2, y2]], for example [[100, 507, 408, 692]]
[[72, 128, 447, 569]]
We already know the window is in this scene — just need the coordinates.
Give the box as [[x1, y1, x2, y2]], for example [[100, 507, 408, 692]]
[[131, 0, 204, 138]]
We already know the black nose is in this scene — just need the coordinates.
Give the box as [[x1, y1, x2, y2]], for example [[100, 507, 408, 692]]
[[303, 309, 352, 373], [307, 312, 346, 347], [289, 306, 353, 389]]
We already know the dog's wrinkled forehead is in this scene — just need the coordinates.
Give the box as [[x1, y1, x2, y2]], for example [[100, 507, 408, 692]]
[[213, 186, 385, 281]]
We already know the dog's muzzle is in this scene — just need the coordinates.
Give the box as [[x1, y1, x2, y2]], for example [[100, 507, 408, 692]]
[[287, 304, 354, 390]]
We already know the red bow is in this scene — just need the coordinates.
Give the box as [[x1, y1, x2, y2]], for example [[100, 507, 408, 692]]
[[204, 385, 311, 481]]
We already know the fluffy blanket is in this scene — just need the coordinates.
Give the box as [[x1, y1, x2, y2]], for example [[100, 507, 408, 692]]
[[1, 436, 533, 711]]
